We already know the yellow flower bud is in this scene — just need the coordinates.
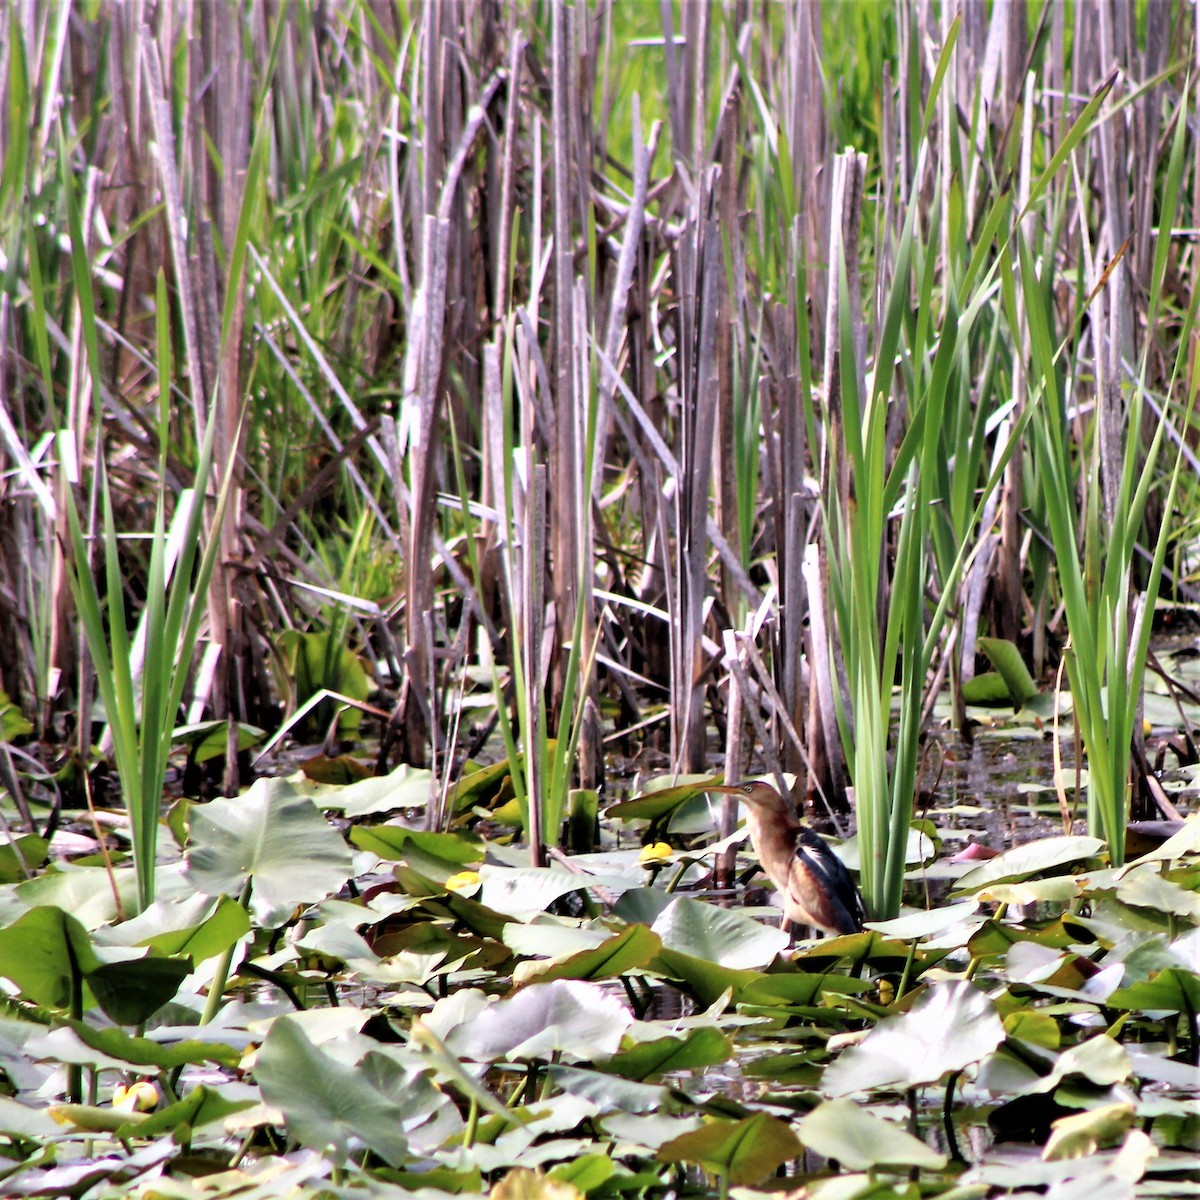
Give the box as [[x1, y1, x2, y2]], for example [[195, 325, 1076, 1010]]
[[445, 870, 482, 894], [639, 842, 673, 865]]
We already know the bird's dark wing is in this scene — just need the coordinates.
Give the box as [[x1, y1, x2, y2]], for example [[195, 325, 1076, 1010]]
[[787, 826, 865, 935]]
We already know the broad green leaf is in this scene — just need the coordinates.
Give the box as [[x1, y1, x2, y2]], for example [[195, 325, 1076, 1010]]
[[491, 1166, 585, 1200], [551, 1065, 671, 1114], [447, 750, 553, 812], [16, 867, 139, 928], [1005, 1010, 1061, 1051], [48, 1103, 152, 1133], [116, 1083, 255, 1141], [505, 923, 610, 962], [599, 1027, 732, 1081], [66, 1022, 241, 1069], [791, 929, 914, 966], [0, 689, 33, 740], [475, 867, 593, 919], [383, 1166, 484, 1194], [350, 825, 483, 865], [968, 918, 1077, 958], [0, 905, 190, 1023], [648, 948, 761, 1010], [955, 837, 1106, 893], [318, 761, 436, 817], [656, 1112, 802, 1186], [978, 637, 1039, 707], [976, 877, 1082, 905], [823, 982, 1005, 1095], [799, 1099, 947, 1170], [1043, 1103, 1136, 1160], [866, 901, 981, 940], [549, 1153, 616, 1193], [605, 778, 723, 824], [87, 955, 193, 1026], [1108, 968, 1200, 1015], [428, 980, 632, 1063], [650, 897, 788, 969], [962, 672, 1018, 706], [185, 777, 354, 924], [480, 865, 640, 920], [601, 1111, 703, 1151], [0, 906, 101, 1009], [255, 1016, 410, 1166], [613, 887, 675, 926], [1029, 1035, 1130, 1094], [514, 924, 662, 985], [0, 835, 49, 883], [94, 894, 250, 964], [1115, 867, 1200, 919], [171, 720, 265, 764], [1125, 816, 1200, 865], [737, 972, 873, 1008], [299, 753, 374, 785]]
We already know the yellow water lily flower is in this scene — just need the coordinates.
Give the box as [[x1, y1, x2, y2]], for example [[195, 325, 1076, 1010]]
[[112, 1081, 157, 1113], [639, 842, 673, 865], [445, 870, 481, 894]]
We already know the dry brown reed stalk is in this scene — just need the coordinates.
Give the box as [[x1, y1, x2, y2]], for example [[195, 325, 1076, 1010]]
[[0, 0, 1197, 875]]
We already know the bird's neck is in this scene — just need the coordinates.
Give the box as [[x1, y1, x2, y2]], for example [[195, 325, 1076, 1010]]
[[745, 804, 801, 860]]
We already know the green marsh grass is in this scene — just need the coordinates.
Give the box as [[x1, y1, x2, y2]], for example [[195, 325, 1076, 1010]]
[[1016, 91, 1199, 865]]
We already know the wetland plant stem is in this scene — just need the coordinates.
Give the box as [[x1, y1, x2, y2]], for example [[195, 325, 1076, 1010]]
[[942, 1070, 964, 1163], [897, 938, 918, 999], [664, 860, 691, 893], [201, 879, 253, 1026], [464, 1096, 479, 1148]]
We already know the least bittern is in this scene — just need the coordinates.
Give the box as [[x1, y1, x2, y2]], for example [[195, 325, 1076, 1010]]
[[707, 780, 864, 937]]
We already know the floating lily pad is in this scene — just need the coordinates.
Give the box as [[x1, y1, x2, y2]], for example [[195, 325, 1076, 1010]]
[[799, 1098, 947, 1170], [255, 1017, 412, 1167], [955, 836, 1106, 893], [514, 923, 662, 985], [822, 981, 1005, 1095], [650, 897, 789, 969], [656, 1112, 802, 1186], [599, 1027, 732, 1081], [185, 777, 354, 925], [428, 980, 632, 1063]]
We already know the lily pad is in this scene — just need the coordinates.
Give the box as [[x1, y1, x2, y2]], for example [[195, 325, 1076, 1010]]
[[0, 905, 189, 1025], [955, 836, 1106, 892], [865, 901, 980, 940], [599, 1027, 732, 1081], [254, 1016, 411, 1167], [978, 636, 1039, 707], [1043, 1102, 1136, 1159], [798, 1098, 947, 1170], [650, 897, 789, 969], [350, 825, 484, 866], [319, 762, 436, 817], [656, 1112, 802, 1186], [185, 777, 354, 924], [822, 981, 1005, 1095], [429, 980, 633, 1063], [514, 923, 662, 985], [1108, 967, 1200, 1014]]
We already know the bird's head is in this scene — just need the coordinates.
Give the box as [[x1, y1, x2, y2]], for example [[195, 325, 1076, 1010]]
[[706, 780, 791, 813]]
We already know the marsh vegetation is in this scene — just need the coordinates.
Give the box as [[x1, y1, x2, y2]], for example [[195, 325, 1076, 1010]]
[[2, 2, 1200, 1196]]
